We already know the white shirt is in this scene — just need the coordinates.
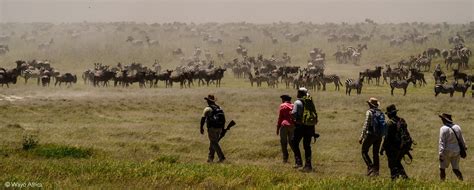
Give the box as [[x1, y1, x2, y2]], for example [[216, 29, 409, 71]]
[[439, 124, 466, 156]]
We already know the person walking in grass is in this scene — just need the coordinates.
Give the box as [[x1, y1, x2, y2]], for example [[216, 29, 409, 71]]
[[291, 87, 318, 172], [380, 104, 410, 180], [359, 97, 386, 176], [200, 94, 226, 163], [277, 94, 295, 164], [438, 113, 467, 181]]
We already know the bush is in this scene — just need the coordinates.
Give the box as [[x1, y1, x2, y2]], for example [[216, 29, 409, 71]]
[[32, 144, 93, 159], [22, 134, 39, 150]]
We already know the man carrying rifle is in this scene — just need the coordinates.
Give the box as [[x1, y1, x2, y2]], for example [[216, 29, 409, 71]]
[[380, 104, 410, 180], [200, 94, 226, 163]]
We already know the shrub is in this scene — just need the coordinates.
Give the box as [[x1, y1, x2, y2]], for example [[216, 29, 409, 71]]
[[22, 134, 39, 150]]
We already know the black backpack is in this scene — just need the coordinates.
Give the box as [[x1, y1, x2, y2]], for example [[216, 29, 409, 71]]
[[397, 119, 414, 162], [208, 105, 226, 128]]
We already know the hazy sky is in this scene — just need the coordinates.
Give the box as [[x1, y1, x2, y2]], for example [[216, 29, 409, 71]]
[[1, 0, 473, 23]]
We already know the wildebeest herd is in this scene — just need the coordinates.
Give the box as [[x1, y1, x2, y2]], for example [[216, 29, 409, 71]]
[[0, 21, 473, 97]]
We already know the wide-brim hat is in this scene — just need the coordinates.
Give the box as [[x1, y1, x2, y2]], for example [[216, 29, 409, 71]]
[[298, 87, 308, 93], [385, 104, 398, 114], [367, 97, 380, 107], [204, 94, 216, 102], [439, 113, 453, 123]]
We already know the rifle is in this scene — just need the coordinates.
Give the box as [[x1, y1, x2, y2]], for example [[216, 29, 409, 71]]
[[312, 132, 320, 143], [219, 120, 236, 141]]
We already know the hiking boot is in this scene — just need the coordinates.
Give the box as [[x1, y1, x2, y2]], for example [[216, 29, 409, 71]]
[[217, 158, 226, 163], [207, 159, 213, 163], [293, 164, 303, 169], [301, 166, 313, 173], [370, 170, 380, 177], [367, 168, 373, 176]]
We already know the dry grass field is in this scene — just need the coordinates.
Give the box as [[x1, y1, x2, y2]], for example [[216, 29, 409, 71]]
[[0, 22, 473, 189]]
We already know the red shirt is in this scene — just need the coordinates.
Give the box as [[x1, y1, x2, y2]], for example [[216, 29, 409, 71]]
[[277, 101, 295, 127]]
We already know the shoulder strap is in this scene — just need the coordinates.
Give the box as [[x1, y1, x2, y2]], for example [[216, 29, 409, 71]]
[[449, 126, 465, 149], [209, 104, 219, 110]]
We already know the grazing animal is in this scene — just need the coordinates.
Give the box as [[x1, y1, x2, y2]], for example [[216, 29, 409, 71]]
[[345, 78, 364, 95], [360, 66, 382, 85], [145, 36, 159, 46], [55, 73, 77, 87], [453, 69, 468, 82], [445, 55, 468, 70], [319, 73, 343, 91], [0, 68, 18, 87], [425, 48, 441, 58], [172, 48, 183, 56], [40, 74, 51, 87], [126, 36, 144, 46], [453, 80, 471, 97], [415, 57, 431, 71], [441, 49, 449, 59], [409, 69, 427, 87], [390, 78, 416, 96], [434, 83, 455, 97]]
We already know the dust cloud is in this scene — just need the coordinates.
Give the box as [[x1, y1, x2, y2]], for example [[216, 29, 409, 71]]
[[1, 0, 472, 23]]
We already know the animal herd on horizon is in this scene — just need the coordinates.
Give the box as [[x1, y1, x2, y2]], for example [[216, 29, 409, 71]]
[[0, 21, 473, 97]]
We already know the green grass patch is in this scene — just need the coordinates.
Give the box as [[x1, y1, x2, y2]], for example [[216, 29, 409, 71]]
[[29, 144, 93, 159], [152, 155, 179, 164]]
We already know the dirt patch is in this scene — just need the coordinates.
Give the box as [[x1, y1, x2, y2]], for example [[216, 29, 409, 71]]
[[0, 94, 25, 102]]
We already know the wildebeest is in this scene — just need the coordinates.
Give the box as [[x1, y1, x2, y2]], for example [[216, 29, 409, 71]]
[[453, 69, 468, 82], [55, 73, 77, 87], [445, 55, 469, 69], [0, 68, 19, 88], [434, 83, 455, 97], [453, 80, 471, 97], [93, 70, 115, 87], [172, 48, 184, 56], [390, 77, 416, 96], [126, 36, 144, 46], [360, 66, 382, 85], [145, 36, 159, 46], [40, 73, 51, 87], [424, 48, 441, 58], [409, 68, 427, 87], [345, 78, 364, 95]]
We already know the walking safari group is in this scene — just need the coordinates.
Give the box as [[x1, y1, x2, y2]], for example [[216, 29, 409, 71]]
[[199, 87, 467, 181]]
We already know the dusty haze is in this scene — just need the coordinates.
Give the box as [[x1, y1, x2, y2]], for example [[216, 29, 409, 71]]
[[0, 0, 473, 23]]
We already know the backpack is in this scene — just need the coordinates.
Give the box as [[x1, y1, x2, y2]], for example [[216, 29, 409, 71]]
[[398, 119, 413, 154], [397, 119, 414, 162], [208, 105, 226, 128], [370, 109, 387, 137], [301, 96, 318, 126]]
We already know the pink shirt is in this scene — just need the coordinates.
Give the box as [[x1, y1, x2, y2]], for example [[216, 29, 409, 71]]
[[277, 102, 295, 127]]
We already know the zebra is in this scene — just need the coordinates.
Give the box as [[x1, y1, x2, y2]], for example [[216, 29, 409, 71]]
[[390, 77, 416, 96], [345, 78, 364, 95], [319, 73, 343, 91]]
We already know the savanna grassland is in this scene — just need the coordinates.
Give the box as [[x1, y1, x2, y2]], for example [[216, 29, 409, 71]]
[[0, 22, 473, 189]]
